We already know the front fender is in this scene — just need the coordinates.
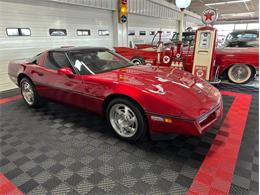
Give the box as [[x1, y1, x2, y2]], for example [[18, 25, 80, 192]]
[[107, 84, 185, 118]]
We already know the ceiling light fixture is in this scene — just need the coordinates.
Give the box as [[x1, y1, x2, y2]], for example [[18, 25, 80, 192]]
[[205, 0, 250, 6], [221, 12, 255, 16]]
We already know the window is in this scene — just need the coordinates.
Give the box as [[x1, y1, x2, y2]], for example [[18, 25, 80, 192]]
[[149, 31, 155, 36], [6, 28, 31, 36], [139, 31, 146, 36], [68, 49, 133, 75], [44, 52, 71, 70], [30, 53, 42, 65], [214, 24, 235, 31], [234, 24, 247, 30], [98, 30, 110, 36], [77, 29, 91, 36], [6, 28, 19, 36], [21, 28, 31, 36], [49, 29, 67, 36], [237, 33, 258, 39], [128, 30, 135, 36], [227, 31, 259, 40], [247, 23, 259, 30]]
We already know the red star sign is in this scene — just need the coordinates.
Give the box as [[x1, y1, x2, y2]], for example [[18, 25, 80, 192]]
[[204, 11, 215, 21]]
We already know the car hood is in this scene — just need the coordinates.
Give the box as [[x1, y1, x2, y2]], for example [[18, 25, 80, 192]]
[[98, 66, 221, 118]]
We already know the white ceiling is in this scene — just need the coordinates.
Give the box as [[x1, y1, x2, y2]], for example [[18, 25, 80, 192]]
[[166, 0, 259, 23]]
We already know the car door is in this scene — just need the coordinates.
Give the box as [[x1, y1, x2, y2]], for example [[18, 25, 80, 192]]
[[32, 51, 84, 107]]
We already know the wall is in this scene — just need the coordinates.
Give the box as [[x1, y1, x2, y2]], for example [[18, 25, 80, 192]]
[[45, 0, 202, 45], [0, 0, 114, 91]]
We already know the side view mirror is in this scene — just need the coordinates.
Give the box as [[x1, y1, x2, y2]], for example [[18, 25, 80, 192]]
[[57, 67, 74, 77]]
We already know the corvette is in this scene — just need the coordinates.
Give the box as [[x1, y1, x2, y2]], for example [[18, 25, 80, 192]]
[[8, 47, 223, 141]]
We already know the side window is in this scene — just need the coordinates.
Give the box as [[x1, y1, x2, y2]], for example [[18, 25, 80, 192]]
[[77, 29, 91, 36], [98, 30, 110, 36], [128, 30, 135, 36], [30, 53, 42, 65], [139, 31, 146, 36], [44, 52, 71, 70], [49, 29, 67, 36], [6, 28, 31, 36], [149, 31, 155, 36]]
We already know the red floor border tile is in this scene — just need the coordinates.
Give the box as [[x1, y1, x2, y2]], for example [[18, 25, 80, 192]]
[[188, 91, 252, 195], [0, 173, 23, 195], [0, 95, 21, 104]]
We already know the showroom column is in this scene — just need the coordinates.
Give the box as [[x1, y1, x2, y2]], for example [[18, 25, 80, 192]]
[[112, 0, 128, 47], [112, 11, 128, 47], [175, 0, 191, 42]]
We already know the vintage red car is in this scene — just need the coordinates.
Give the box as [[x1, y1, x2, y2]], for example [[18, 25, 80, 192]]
[[8, 47, 223, 141], [115, 37, 259, 84]]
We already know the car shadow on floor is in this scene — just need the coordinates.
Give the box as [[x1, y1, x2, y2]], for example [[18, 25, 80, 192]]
[[9, 94, 232, 162]]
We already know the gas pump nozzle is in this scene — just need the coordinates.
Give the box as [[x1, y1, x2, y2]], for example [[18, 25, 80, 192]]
[[157, 42, 163, 65]]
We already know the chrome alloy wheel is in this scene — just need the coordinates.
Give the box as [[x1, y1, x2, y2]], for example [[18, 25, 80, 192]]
[[228, 64, 251, 83], [21, 81, 34, 105], [132, 59, 142, 65], [109, 104, 138, 138]]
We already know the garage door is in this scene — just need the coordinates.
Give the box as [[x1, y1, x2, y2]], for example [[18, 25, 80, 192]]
[[128, 14, 178, 44], [0, 0, 113, 91]]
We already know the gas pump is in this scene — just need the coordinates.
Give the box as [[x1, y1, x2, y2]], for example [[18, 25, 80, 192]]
[[151, 30, 182, 69], [192, 26, 218, 81], [192, 8, 220, 82], [171, 41, 184, 70]]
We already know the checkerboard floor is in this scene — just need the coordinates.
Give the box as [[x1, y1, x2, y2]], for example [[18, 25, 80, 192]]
[[218, 84, 259, 195], [0, 84, 258, 195]]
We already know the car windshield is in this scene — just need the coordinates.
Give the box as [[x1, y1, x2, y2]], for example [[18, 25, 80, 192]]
[[227, 32, 259, 41], [68, 49, 134, 75]]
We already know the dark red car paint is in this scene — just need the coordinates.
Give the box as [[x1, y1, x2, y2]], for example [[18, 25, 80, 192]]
[[8, 48, 223, 136]]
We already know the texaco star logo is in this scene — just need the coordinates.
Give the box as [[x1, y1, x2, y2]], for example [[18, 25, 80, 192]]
[[201, 8, 218, 25], [196, 70, 204, 77], [204, 12, 214, 21]]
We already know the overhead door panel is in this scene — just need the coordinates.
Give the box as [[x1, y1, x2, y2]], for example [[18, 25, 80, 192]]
[[0, 0, 113, 91]]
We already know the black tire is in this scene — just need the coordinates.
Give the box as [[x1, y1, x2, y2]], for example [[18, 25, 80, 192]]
[[106, 98, 147, 142], [20, 77, 46, 108], [131, 56, 145, 65], [227, 64, 253, 84]]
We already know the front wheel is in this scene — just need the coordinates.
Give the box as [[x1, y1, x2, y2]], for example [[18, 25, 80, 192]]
[[227, 64, 253, 84], [106, 98, 147, 141], [20, 78, 45, 108]]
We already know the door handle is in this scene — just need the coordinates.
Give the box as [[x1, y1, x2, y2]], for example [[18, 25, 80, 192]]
[[32, 70, 44, 76], [37, 72, 44, 76]]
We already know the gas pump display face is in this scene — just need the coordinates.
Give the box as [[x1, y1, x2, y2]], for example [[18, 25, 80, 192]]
[[199, 32, 211, 49]]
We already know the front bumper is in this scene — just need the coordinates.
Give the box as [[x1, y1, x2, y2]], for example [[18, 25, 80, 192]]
[[147, 101, 223, 137]]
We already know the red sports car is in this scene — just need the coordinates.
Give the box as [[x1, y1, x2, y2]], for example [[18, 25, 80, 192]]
[[8, 47, 223, 141]]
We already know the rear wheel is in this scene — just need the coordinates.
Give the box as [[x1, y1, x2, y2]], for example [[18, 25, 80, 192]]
[[131, 56, 145, 65], [227, 64, 253, 84], [20, 78, 45, 108], [106, 98, 147, 141]]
